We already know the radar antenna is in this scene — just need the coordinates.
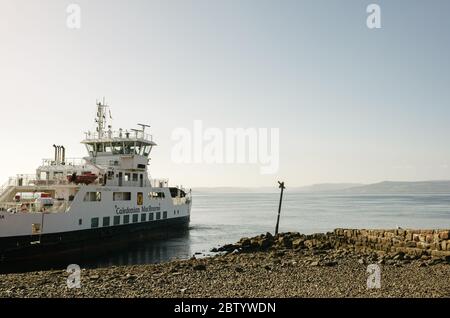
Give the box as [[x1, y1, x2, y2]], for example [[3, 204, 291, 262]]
[[95, 97, 110, 138], [137, 123, 151, 133]]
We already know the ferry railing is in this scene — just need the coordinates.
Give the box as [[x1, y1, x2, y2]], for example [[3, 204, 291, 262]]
[[0, 179, 10, 198], [0, 200, 71, 214], [41, 158, 86, 167], [3, 174, 82, 188], [6, 174, 39, 187], [83, 130, 153, 142]]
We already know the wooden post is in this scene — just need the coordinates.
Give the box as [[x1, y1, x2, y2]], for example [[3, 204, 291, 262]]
[[275, 181, 285, 235]]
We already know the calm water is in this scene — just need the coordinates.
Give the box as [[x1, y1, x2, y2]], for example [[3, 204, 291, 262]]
[[89, 192, 450, 269], [5, 193, 450, 272]]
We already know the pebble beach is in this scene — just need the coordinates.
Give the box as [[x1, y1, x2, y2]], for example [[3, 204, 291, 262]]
[[1, 230, 449, 298]]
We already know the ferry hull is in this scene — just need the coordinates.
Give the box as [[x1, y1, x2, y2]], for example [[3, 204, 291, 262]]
[[0, 215, 190, 266]]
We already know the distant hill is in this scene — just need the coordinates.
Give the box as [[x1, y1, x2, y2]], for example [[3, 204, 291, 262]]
[[193, 181, 450, 194], [289, 183, 363, 193], [337, 180, 450, 194]]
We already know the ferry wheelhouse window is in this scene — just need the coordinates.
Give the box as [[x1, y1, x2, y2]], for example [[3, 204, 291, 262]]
[[113, 215, 120, 226], [141, 213, 147, 222], [103, 217, 110, 227], [132, 173, 138, 182], [156, 212, 161, 220], [143, 145, 152, 157], [132, 214, 139, 223], [84, 192, 101, 202], [91, 217, 99, 228], [86, 144, 95, 156], [123, 215, 130, 224], [112, 142, 124, 155], [163, 211, 167, 219], [113, 192, 131, 201]]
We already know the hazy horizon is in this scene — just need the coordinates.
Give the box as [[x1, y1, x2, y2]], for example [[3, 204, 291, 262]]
[[1, 0, 450, 187]]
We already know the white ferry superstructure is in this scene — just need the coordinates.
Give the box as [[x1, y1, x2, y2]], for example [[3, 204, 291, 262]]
[[0, 100, 191, 262]]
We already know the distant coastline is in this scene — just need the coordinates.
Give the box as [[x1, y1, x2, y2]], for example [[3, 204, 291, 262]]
[[194, 180, 450, 195]]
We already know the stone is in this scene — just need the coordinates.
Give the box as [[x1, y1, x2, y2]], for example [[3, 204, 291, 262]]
[[239, 237, 251, 246], [193, 264, 207, 271], [292, 238, 305, 249], [419, 262, 427, 267], [431, 250, 450, 260], [259, 237, 273, 249], [235, 266, 244, 273], [323, 261, 338, 267], [429, 258, 442, 266]]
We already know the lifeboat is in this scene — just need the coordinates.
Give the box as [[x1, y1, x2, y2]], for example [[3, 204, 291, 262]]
[[67, 172, 98, 185]]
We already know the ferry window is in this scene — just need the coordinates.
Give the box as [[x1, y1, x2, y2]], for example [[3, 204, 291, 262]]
[[96, 143, 104, 153], [125, 173, 130, 182], [132, 214, 139, 223], [138, 144, 145, 156], [149, 192, 165, 199], [113, 192, 131, 201], [124, 144, 132, 154], [103, 217, 110, 227], [105, 145, 112, 153], [149, 213, 154, 221], [79, 219, 82, 225], [132, 173, 138, 182], [107, 171, 114, 180], [143, 145, 151, 157], [123, 215, 130, 224], [113, 215, 120, 225], [86, 144, 94, 156], [141, 213, 147, 222], [156, 212, 161, 220], [137, 192, 143, 205], [163, 211, 167, 219], [112, 142, 123, 155], [84, 192, 101, 202], [91, 217, 99, 228]]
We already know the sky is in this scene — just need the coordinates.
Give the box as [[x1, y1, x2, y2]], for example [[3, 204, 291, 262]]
[[1, 0, 450, 187]]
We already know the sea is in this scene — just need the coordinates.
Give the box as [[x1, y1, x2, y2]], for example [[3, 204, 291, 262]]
[[4, 192, 450, 272]]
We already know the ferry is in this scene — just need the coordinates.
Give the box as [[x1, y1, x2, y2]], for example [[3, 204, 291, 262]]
[[0, 100, 191, 263]]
